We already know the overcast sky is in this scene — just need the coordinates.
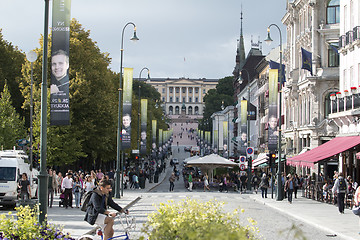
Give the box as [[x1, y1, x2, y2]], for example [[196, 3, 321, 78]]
[[0, 0, 286, 79]]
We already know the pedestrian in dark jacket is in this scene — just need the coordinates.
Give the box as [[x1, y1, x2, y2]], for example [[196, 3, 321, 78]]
[[84, 180, 128, 240]]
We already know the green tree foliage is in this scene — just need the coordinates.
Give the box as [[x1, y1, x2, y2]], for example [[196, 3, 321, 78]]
[[0, 29, 26, 118], [0, 82, 26, 149], [201, 76, 234, 131]]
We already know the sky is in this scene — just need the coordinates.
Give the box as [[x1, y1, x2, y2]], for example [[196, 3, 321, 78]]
[[0, 0, 286, 79]]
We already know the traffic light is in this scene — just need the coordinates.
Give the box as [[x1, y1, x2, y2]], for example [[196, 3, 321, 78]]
[[135, 155, 139, 161]]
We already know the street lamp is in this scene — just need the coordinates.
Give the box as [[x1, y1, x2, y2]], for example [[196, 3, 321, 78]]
[[38, 0, 50, 224], [26, 50, 38, 171], [240, 69, 252, 191], [116, 22, 139, 199], [265, 24, 283, 201], [138, 67, 150, 152]]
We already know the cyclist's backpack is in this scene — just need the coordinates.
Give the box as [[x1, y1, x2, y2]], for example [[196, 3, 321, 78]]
[[81, 190, 94, 212], [338, 178, 347, 193]]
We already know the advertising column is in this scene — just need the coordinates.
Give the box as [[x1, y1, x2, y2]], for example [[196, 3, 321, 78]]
[[50, 0, 71, 125]]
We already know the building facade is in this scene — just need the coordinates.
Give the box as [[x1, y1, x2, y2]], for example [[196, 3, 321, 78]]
[[282, 0, 340, 177], [143, 77, 218, 118]]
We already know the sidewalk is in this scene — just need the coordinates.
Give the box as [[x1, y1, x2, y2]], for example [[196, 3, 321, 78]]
[[249, 192, 360, 240]]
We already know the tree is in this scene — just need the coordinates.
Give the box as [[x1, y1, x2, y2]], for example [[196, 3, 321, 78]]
[[201, 76, 235, 131], [0, 29, 26, 119], [0, 82, 26, 149]]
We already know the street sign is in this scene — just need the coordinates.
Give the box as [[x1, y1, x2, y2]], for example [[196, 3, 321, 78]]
[[246, 147, 254, 155], [240, 156, 246, 163], [132, 149, 140, 154], [239, 164, 245, 171]]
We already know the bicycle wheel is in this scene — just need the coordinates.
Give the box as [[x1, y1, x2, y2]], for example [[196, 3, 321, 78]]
[[113, 214, 136, 238]]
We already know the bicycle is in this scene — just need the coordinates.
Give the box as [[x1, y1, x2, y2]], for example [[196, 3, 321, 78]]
[[78, 197, 141, 240]]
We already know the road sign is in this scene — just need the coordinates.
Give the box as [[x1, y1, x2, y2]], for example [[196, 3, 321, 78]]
[[246, 147, 254, 155], [239, 164, 245, 171], [240, 156, 246, 163], [132, 149, 140, 154]]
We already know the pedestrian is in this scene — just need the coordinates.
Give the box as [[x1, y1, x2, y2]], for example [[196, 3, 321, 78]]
[[48, 169, 56, 208], [188, 172, 193, 191], [61, 172, 74, 209], [259, 173, 269, 198], [73, 176, 82, 208], [203, 173, 210, 191], [57, 172, 63, 195], [353, 186, 360, 235], [84, 175, 95, 193], [293, 174, 300, 198], [18, 173, 31, 200], [332, 172, 349, 214], [169, 172, 176, 192], [284, 174, 294, 203], [240, 172, 247, 193], [252, 174, 259, 194]]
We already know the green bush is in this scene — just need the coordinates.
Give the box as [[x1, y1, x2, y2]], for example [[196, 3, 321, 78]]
[[141, 198, 259, 240], [0, 204, 74, 240]]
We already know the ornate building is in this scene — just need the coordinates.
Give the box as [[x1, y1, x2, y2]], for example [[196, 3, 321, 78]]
[[143, 77, 218, 119]]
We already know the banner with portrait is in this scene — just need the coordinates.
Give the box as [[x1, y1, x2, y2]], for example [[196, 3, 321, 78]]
[[140, 99, 148, 155], [50, 0, 71, 125], [121, 68, 133, 149], [268, 69, 279, 152], [239, 100, 247, 156]]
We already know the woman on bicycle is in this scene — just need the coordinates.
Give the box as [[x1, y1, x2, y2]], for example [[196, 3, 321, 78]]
[[84, 179, 128, 240]]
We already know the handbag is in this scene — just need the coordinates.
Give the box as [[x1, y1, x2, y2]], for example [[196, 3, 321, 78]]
[[352, 206, 360, 216]]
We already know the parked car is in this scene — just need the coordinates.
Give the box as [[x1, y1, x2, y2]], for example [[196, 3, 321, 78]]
[[184, 146, 191, 152]]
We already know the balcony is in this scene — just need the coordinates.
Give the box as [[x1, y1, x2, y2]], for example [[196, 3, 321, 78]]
[[330, 91, 360, 115]]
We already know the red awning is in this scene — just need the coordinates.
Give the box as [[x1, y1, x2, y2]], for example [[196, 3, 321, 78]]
[[287, 136, 360, 168]]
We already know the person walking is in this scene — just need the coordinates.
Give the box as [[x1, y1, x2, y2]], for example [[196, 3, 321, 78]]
[[73, 176, 82, 208], [354, 186, 360, 235], [332, 172, 349, 214], [259, 173, 269, 198], [188, 172, 193, 191], [48, 169, 56, 208], [203, 173, 210, 191], [284, 174, 294, 203], [61, 172, 74, 209], [18, 173, 31, 200], [84, 175, 95, 193], [169, 172, 176, 192]]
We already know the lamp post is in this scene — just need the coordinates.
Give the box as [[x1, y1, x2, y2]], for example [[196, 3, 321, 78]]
[[138, 67, 150, 153], [115, 22, 139, 199], [26, 50, 38, 171], [240, 69, 252, 191], [265, 23, 283, 201], [38, 0, 50, 224]]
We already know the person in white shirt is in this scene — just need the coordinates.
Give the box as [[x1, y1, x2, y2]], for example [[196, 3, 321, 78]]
[[61, 172, 74, 209], [83, 175, 95, 193]]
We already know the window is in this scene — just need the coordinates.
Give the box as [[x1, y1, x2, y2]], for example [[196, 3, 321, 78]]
[[170, 88, 173, 93], [162, 97, 165, 102], [328, 43, 339, 67], [327, 0, 340, 24], [162, 88, 165, 93], [324, 92, 337, 117], [189, 97, 192, 103], [195, 88, 199, 93], [203, 89, 206, 94], [176, 97, 179, 102], [176, 88, 179, 93], [195, 97, 198, 102], [182, 87, 186, 93], [189, 88, 193, 93], [183, 97, 185, 103], [170, 97, 173, 102]]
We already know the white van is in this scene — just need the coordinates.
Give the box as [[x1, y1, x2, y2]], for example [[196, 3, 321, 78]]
[[0, 150, 38, 206]]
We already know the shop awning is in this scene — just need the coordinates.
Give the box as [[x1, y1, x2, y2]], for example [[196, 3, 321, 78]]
[[287, 136, 360, 168], [252, 153, 268, 167]]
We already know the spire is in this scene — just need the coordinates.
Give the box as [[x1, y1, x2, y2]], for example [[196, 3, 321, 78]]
[[232, 6, 246, 79]]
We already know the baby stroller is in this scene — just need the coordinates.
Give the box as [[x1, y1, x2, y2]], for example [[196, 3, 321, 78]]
[[59, 193, 65, 207]]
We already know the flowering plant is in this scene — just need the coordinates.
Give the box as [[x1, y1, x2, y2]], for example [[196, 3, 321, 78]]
[[351, 87, 357, 90], [140, 198, 259, 240], [0, 204, 74, 240]]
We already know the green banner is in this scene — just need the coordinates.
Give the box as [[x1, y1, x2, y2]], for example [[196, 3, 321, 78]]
[[140, 99, 148, 155], [50, 0, 71, 125], [159, 129, 163, 147], [121, 68, 133, 149], [214, 130, 218, 150]]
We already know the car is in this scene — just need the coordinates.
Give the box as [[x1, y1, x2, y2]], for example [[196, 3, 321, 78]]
[[172, 158, 179, 164], [184, 146, 191, 152]]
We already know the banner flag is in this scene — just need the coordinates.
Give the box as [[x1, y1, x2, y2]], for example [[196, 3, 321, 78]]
[[223, 121, 228, 146], [268, 69, 279, 152], [239, 100, 247, 156], [214, 130, 218, 151], [152, 120, 157, 149], [301, 47, 313, 75], [50, 0, 71, 125], [269, 60, 286, 84], [121, 68, 133, 149], [140, 99, 148, 155], [159, 129, 163, 147]]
